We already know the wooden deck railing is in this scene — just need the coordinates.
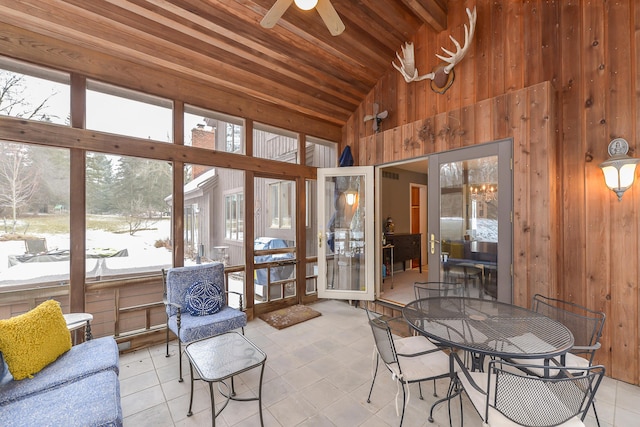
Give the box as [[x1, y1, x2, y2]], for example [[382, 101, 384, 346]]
[[0, 261, 317, 351]]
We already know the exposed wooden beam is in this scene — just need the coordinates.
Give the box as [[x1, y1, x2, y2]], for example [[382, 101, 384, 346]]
[[0, 116, 319, 180], [400, 0, 448, 32], [0, 24, 343, 141]]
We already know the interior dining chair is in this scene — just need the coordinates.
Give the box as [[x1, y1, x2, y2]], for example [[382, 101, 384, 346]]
[[413, 281, 464, 300], [365, 308, 454, 426], [162, 262, 247, 382], [510, 294, 606, 426], [454, 358, 605, 427]]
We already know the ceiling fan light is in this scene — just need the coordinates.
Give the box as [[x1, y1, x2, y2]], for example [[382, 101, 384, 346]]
[[294, 0, 318, 11]]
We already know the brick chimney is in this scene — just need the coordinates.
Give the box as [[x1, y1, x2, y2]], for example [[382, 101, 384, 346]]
[[191, 123, 215, 178]]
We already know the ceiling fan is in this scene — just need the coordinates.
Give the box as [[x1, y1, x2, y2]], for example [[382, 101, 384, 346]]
[[363, 103, 388, 133], [261, 0, 345, 36]]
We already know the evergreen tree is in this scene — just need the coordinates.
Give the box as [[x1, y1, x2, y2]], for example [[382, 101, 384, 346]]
[[86, 153, 114, 214], [112, 156, 171, 234]]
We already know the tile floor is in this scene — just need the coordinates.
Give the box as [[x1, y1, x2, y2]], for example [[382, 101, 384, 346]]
[[120, 299, 640, 427]]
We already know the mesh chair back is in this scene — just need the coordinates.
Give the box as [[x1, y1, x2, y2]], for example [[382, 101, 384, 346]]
[[414, 281, 463, 300], [367, 314, 399, 367], [490, 361, 605, 427], [532, 294, 605, 362]]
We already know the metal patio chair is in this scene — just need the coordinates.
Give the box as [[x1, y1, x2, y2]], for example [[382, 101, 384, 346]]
[[509, 294, 606, 425], [531, 294, 605, 369], [365, 308, 454, 426], [454, 358, 605, 427], [162, 262, 247, 382], [24, 237, 48, 254]]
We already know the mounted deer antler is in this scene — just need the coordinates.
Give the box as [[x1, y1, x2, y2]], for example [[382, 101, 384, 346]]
[[393, 6, 477, 93]]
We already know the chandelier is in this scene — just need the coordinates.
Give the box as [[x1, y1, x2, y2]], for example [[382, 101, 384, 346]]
[[470, 184, 497, 202]]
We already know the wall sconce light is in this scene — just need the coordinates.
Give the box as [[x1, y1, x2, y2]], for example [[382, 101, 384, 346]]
[[344, 176, 359, 206], [599, 138, 640, 201], [345, 190, 357, 206]]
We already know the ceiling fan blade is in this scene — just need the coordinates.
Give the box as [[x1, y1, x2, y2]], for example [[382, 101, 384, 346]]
[[372, 103, 379, 115], [378, 110, 389, 119], [363, 114, 375, 122], [316, 0, 345, 36], [260, 0, 294, 29]]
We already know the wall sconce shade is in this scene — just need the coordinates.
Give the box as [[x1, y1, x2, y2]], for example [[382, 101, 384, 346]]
[[345, 191, 357, 206], [599, 138, 640, 201]]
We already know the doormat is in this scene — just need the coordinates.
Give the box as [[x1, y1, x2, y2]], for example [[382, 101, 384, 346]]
[[259, 305, 321, 330]]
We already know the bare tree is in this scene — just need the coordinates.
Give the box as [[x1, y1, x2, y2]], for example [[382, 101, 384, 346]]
[[0, 71, 56, 121], [0, 143, 38, 232]]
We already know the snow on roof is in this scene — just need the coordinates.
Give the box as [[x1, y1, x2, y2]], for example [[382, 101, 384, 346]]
[[164, 168, 216, 202]]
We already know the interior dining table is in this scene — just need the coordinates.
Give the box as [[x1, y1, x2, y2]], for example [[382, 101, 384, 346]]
[[402, 297, 575, 372]]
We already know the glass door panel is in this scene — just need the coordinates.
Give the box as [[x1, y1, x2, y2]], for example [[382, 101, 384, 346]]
[[428, 141, 512, 302], [317, 166, 374, 300], [253, 176, 297, 303]]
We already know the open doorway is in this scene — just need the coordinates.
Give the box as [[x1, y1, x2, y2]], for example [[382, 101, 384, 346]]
[[378, 158, 429, 305]]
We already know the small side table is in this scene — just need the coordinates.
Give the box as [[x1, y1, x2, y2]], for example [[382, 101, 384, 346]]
[[63, 313, 93, 344], [185, 332, 267, 427]]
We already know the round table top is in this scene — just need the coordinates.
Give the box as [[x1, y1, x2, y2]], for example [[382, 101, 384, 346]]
[[403, 297, 574, 359]]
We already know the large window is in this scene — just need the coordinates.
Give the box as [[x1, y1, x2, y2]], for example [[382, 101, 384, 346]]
[[305, 136, 337, 167], [87, 81, 173, 142], [184, 105, 244, 153], [254, 123, 298, 163], [86, 153, 172, 279], [269, 181, 293, 229], [0, 56, 334, 309], [225, 192, 244, 240], [0, 142, 70, 290], [181, 163, 245, 303], [0, 57, 70, 125]]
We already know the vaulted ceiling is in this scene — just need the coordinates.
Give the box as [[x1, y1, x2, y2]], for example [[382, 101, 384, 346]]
[[1, 0, 448, 131]]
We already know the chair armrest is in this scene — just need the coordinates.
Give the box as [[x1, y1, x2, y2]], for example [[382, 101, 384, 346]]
[[164, 301, 182, 311], [397, 347, 442, 358], [226, 290, 244, 310], [572, 343, 601, 352], [164, 300, 183, 330]]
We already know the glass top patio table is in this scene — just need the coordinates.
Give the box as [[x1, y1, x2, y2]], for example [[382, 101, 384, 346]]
[[403, 297, 574, 360]]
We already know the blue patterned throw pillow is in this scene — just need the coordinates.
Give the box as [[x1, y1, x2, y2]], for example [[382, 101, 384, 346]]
[[185, 281, 224, 316]]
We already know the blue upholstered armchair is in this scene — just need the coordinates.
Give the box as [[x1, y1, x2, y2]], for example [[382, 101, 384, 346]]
[[162, 263, 247, 382]]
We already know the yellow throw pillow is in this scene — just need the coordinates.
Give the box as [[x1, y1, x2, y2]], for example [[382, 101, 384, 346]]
[[0, 299, 72, 380]]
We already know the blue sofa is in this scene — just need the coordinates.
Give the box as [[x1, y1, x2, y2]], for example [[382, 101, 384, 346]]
[[0, 336, 122, 426]]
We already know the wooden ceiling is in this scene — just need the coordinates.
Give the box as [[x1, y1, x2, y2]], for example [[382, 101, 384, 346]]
[[1, 0, 448, 130]]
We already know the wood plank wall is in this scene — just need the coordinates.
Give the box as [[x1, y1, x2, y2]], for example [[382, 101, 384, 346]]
[[343, 0, 639, 385], [360, 82, 557, 317]]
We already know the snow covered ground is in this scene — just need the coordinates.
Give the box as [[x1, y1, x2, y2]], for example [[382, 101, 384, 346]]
[[0, 219, 173, 289]]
